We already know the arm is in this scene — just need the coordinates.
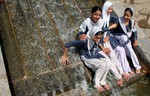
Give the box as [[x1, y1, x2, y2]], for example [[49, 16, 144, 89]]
[[77, 19, 89, 40], [76, 31, 86, 40], [132, 30, 138, 47], [99, 43, 111, 54], [132, 22, 138, 47], [108, 23, 117, 30], [102, 15, 118, 32], [108, 15, 118, 30], [103, 15, 118, 42], [133, 40, 138, 47], [60, 40, 84, 65], [60, 47, 70, 66], [103, 23, 117, 43], [103, 36, 109, 43]]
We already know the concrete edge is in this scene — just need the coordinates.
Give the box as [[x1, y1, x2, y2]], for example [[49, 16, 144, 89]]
[[0, 45, 11, 96]]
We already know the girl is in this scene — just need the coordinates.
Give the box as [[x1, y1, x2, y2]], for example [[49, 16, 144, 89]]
[[110, 7, 141, 75], [101, 1, 126, 81], [78, 6, 104, 40], [60, 30, 111, 92]]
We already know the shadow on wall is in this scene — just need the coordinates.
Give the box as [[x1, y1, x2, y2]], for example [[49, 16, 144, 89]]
[[124, 0, 135, 4], [123, 0, 150, 29], [138, 8, 150, 29]]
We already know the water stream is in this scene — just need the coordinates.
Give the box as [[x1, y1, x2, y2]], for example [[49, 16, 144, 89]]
[[111, 76, 150, 96], [0, 0, 150, 96]]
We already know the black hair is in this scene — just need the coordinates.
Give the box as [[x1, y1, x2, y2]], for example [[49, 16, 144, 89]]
[[95, 31, 104, 36], [91, 6, 102, 14], [124, 7, 133, 16], [76, 31, 85, 40]]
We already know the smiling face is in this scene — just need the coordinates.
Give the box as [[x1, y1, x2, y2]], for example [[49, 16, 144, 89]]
[[124, 11, 132, 22], [91, 10, 102, 23]]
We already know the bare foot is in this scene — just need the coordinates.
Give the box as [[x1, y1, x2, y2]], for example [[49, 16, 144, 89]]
[[122, 73, 132, 81], [117, 78, 123, 87], [103, 84, 110, 90], [136, 69, 141, 74], [94, 85, 105, 92], [129, 71, 135, 76]]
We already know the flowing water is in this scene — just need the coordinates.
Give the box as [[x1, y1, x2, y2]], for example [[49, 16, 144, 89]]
[[111, 76, 150, 96], [0, 0, 150, 96], [52, 76, 150, 96]]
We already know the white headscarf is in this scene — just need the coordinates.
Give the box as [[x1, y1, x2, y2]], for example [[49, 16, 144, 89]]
[[87, 27, 102, 53], [119, 7, 136, 38], [129, 7, 134, 20], [102, 1, 113, 27]]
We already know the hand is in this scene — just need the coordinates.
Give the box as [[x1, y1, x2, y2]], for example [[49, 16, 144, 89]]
[[133, 40, 138, 47], [102, 48, 111, 54], [60, 56, 70, 66], [103, 36, 109, 43], [80, 34, 86, 40], [102, 27, 109, 32]]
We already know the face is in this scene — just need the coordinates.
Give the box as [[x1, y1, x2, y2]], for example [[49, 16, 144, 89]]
[[93, 34, 103, 42], [91, 10, 101, 23], [107, 6, 113, 15], [124, 11, 132, 22]]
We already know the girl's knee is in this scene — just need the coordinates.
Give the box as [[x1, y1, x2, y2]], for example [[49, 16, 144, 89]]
[[116, 46, 125, 52]]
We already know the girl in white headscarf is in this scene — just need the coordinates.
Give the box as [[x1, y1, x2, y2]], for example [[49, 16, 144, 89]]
[[101, 1, 126, 81], [110, 7, 141, 76], [60, 29, 112, 92]]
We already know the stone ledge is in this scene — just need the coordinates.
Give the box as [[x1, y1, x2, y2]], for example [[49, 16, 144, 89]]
[[0, 45, 11, 96]]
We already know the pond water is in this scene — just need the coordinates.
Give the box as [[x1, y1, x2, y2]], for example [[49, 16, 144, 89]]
[[111, 75, 150, 96]]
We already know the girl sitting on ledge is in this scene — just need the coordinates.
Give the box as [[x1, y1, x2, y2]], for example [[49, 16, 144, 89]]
[[60, 30, 112, 92], [109, 7, 141, 78]]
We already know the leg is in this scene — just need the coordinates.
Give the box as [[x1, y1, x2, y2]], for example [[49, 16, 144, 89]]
[[81, 55, 110, 91], [96, 51, 111, 90], [124, 41, 141, 73], [101, 52, 121, 79], [94, 67, 106, 92], [114, 46, 132, 81], [100, 45, 123, 87], [114, 46, 131, 72], [107, 42, 124, 75], [94, 64, 108, 88], [99, 60, 111, 90]]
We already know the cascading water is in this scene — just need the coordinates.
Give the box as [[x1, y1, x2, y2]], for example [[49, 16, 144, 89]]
[[0, 0, 104, 95], [0, 0, 150, 96]]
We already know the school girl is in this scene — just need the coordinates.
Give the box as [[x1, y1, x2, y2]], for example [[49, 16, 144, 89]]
[[78, 6, 104, 40], [110, 7, 141, 75], [60, 29, 112, 92], [101, 1, 126, 81]]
